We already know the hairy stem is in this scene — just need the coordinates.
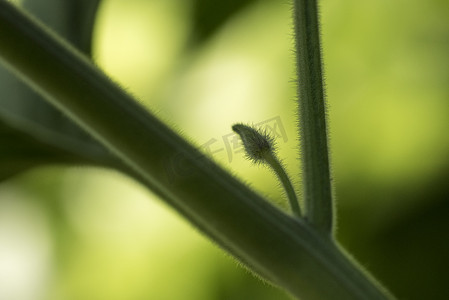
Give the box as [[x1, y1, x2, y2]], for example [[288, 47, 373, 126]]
[[0, 2, 394, 299], [263, 152, 301, 216], [293, 0, 334, 235]]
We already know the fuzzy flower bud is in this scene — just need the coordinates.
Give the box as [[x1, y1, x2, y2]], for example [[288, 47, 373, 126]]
[[232, 123, 276, 164]]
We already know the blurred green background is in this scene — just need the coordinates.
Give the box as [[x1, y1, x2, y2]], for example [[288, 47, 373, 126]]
[[1, 0, 448, 299]]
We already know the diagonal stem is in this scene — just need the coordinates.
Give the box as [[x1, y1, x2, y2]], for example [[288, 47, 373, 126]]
[[293, 0, 334, 235]]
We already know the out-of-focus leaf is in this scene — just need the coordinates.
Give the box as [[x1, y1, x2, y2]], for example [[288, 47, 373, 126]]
[[23, 0, 100, 54], [0, 0, 117, 181], [375, 171, 449, 300], [191, 0, 258, 43], [0, 118, 86, 181]]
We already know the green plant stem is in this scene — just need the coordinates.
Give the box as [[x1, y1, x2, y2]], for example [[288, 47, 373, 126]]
[[0, 2, 395, 299], [263, 152, 301, 217], [293, 0, 334, 235]]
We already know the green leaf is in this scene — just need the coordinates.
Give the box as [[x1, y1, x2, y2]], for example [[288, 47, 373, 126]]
[[0, 0, 115, 181], [191, 0, 257, 44]]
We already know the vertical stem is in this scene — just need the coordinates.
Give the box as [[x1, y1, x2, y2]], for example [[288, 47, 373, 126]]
[[293, 0, 333, 235]]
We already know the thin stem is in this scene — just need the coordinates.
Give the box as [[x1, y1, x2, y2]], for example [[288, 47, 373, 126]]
[[0, 2, 394, 299], [293, 0, 334, 235], [232, 123, 301, 216], [263, 152, 301, 217]]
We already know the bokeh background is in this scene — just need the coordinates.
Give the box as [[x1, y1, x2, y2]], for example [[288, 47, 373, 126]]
[[1, 0, 448, 299]]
